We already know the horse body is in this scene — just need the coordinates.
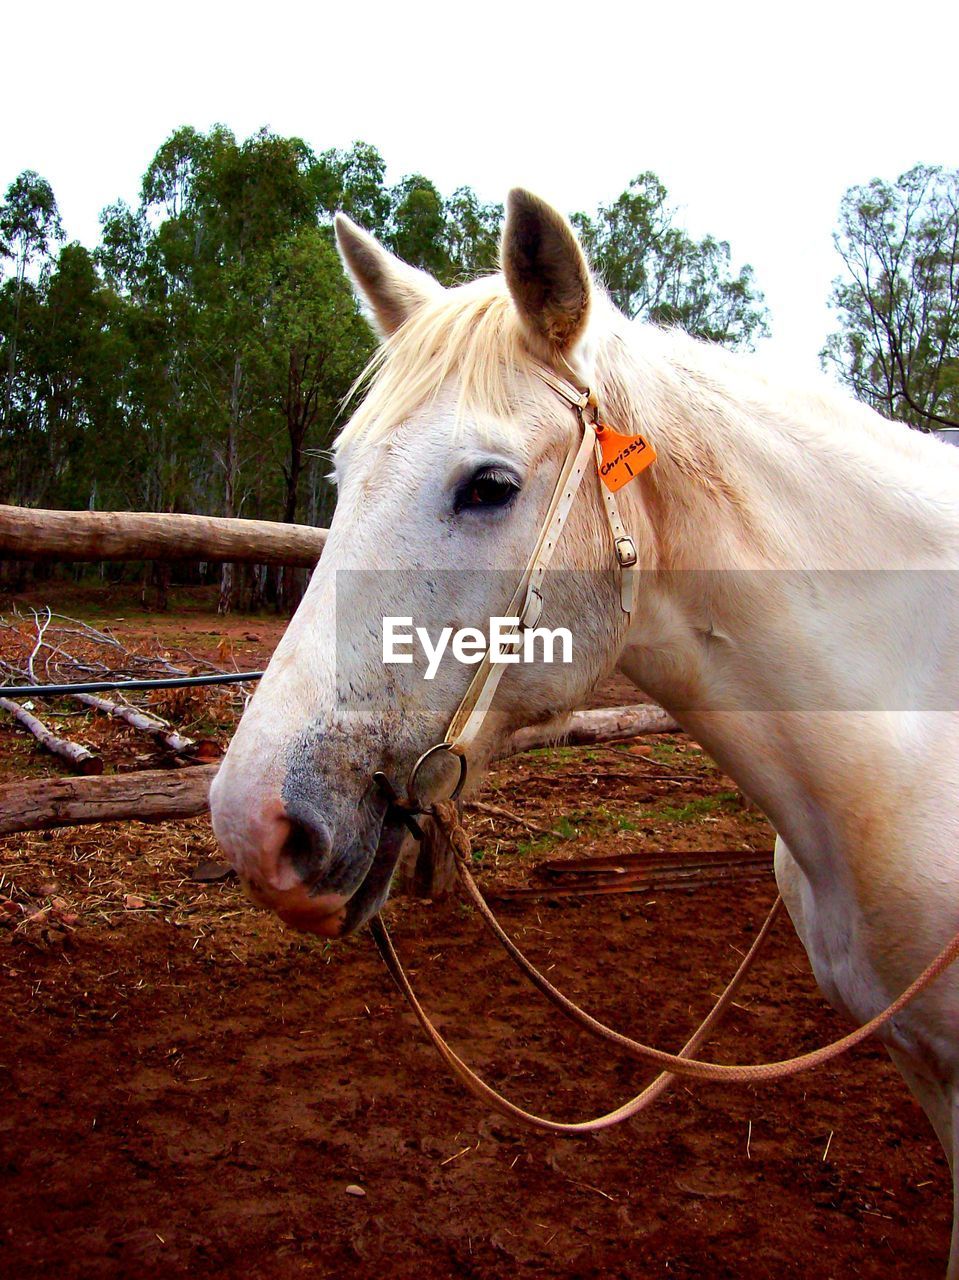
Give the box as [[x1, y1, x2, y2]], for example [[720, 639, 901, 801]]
[[210, 190, 959, 1271]]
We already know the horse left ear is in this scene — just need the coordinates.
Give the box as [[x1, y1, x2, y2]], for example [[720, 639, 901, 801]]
[[334, 213, 442, 338], [502, 189, 592, 354]]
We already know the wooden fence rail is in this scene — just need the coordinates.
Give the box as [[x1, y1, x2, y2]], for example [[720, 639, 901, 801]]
[[0, 505, 329, 567], [0, 704, 680, 838]]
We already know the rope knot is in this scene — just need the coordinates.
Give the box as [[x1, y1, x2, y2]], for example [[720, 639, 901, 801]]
[[431, 800, 472, 862]]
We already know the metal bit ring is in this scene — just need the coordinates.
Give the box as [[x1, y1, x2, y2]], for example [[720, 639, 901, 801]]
[[406, 742, 468, 811]]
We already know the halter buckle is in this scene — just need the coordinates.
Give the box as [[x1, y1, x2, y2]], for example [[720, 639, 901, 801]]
[[519, 586, 543, 630], [614, 536, 638, 568]]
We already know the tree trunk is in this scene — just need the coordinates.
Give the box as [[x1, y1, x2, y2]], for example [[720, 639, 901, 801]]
[[218, 356, 243, 615], [218, 562, 235, 616], [2, 261, 25, 431]]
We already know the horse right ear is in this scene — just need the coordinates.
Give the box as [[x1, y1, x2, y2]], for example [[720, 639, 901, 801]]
[[502, 189, 592, 355], [334, 214, 442, 338]]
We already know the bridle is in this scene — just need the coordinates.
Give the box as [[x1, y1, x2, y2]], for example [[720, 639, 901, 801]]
[[373, 360, 640, 830], [368, 361, 959, 1134]]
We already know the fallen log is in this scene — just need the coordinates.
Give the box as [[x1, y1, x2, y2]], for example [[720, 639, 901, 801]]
[[502, 704, 680, 755], [0, 763, 218, 835], [72, 692, 199, 755], [0, 704, 685, 837], [0, 697, 103, 775], [0, 505, 328, 567]]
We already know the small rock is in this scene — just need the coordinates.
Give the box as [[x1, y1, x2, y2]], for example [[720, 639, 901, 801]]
[[190, 859, 235, 884], [345, 1184, 366, 1198], [124, 894, 148, 910]]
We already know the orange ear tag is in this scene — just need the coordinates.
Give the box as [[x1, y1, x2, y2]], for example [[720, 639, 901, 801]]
[[594, 423, 657, 492]]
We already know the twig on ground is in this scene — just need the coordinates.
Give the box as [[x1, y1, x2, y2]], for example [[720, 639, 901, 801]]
[[27, 606, 52, 683], [466, 800, 565, 839]]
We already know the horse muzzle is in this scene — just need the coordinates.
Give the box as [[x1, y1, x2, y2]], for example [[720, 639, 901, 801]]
[[214, 798, 344, 936], [211, 775, 410, 938]]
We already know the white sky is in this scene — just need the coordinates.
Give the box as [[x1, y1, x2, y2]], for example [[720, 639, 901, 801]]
[[3, 0, 957, 375]]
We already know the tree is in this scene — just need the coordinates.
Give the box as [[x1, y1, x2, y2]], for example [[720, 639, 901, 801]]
[[316, 141, 392, 234], [117, 126, 333, 609], [571, 173, 768, 348], [246, 225, 375, 527], [387, 177, 502, 284], [0, 241, 128, 509], [0, 171, 64, 430], [823, 165, 959, 430], [388, 175, 450, 279], [315, 146, 502, 284], [442, 186, 501, 281]]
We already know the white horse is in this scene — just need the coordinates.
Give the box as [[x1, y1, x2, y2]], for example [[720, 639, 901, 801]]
[[210, 190, 959, 1272]]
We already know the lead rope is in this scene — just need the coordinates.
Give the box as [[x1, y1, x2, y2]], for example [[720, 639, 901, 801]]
[[370, 803, 959, 1132]]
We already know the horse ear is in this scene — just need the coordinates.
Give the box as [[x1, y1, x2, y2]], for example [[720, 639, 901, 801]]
[[334, 213, 441, 338], [502, 189, 592, 353]]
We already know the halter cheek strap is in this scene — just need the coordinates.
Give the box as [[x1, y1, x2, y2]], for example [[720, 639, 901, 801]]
[[443, 363, 639, 757], [375, 361, 646, 817], [528, 364, 638, 615]]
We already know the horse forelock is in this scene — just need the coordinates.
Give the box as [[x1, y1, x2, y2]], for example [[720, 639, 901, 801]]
[[334, 274, 536, 456]]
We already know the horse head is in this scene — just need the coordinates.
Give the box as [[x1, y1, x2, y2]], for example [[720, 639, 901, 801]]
[[210, 191, 645, 936]]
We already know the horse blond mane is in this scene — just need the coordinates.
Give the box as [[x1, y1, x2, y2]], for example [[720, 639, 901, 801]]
[[335, 275, 537, 452], [335, 262, 959, 550]]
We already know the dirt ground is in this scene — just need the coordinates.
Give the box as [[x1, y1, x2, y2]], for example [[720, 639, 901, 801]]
[[0, 586, 952, 1278]]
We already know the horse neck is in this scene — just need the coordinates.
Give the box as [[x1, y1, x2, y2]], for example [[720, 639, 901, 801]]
[[598, 325, 950, 574], [602, 327, 957, 864]]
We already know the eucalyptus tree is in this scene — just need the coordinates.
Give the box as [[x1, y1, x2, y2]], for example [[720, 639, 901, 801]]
[[823, 165, 959, 430], [572, 172, 768, 348], [0, 171, 64, 432]]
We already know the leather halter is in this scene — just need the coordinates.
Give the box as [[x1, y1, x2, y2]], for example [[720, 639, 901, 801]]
[[374, 362, 639, 820]]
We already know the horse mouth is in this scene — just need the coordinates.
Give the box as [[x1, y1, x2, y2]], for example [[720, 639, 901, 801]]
[[338, 812, 408, 935], [268, 808, 408, 939]]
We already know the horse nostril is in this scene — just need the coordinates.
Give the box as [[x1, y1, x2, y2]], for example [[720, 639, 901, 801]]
[[253, 808, 331, 893], [274, 812, 334, 891]]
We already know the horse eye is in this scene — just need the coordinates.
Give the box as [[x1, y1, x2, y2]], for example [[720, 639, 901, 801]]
[[456, 468, 520, 512]]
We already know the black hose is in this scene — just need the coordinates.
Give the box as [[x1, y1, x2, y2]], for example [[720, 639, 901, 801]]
[[0, 671, 264, 698]]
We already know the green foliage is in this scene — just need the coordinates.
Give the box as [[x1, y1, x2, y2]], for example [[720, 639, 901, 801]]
[[823, 165, 959, 430], [571, 173, 769, 348], [0, 171, 64, 279]]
